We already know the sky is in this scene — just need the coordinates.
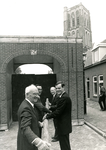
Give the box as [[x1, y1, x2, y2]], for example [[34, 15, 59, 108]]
[[0, 0, 106, 44], [1, 0, 106, 73], [20, 64, 52, 74]]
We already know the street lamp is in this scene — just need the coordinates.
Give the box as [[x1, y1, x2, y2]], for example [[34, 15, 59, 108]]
[[83, 53, 87, 114]]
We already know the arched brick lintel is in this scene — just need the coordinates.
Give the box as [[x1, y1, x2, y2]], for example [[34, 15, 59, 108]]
[[1, 49, 67, 76]]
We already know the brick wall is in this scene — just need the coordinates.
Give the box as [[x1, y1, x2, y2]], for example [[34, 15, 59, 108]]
[[0, 36, 84, 129]]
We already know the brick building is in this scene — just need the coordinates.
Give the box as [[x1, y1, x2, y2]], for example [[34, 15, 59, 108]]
[[0, 36, 84, 130], [85, 40, 106, 102]]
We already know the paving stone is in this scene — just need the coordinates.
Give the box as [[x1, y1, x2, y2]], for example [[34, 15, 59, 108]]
[[0, 100, 106, 150]]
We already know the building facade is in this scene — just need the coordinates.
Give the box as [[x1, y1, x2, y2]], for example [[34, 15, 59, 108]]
[[63, 3, 92, 52], [85, 40, 106, 102]]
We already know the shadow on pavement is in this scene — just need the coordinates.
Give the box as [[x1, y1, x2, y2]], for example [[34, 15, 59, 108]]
[[84, 99, 106, 137]]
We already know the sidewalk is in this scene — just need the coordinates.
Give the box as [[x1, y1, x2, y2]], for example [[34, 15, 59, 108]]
[[49, 119, 106, 150], [1, 100, 106, 150], [84, 99, 106, 136]]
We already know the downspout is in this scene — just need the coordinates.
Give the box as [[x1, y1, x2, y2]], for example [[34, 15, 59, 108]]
[[66, 36, 70, 95], [75, 38, 79, 120]]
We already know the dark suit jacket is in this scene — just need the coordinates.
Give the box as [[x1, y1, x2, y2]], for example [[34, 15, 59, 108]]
[[50, 94, 58, 112], [34, 101, 51, 121], [46, 92, 72, 135], [17, 99, 40, 150]]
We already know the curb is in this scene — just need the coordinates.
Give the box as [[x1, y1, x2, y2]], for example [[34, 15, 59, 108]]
[[84, 121, 106, 139]]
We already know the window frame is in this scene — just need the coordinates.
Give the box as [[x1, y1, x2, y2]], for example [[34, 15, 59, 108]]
[[93, 76, 97, 97]]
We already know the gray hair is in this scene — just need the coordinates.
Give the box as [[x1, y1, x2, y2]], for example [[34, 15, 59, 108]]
[[50, 87, 56, 91], [25, 84, 37, 95]]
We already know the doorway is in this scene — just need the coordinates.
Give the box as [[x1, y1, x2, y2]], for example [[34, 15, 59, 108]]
[[87, 78, 90, 98], [12, 74, 56, 121]]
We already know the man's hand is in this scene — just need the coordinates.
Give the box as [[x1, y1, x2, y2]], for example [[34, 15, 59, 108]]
[[33, 138, 51, 150], [42, 114, 48, 121], [38, 121, 44, 128], [49, 102, 51, 106]]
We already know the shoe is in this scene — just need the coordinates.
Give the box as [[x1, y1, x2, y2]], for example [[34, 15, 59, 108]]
[[52, 136, 58, 139], [100, 109, 105, 111], [51, 138, 59, 142]]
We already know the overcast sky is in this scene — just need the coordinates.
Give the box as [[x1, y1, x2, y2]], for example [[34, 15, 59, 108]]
[[20, 64, 52, 74], [0, 0, 106, 45]]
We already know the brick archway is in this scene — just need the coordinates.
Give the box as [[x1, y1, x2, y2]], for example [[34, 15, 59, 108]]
[[0, 36, 84, 130]]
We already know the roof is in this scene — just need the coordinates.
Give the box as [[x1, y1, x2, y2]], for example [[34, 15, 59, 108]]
[[101, 54, 106, 61], [101, 39, 106, 43]]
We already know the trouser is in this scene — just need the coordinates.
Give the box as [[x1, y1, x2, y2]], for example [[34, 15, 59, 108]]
[[58, 134, 71, 150], [53, 119, 58, 138], [98, 95, 106, 110]]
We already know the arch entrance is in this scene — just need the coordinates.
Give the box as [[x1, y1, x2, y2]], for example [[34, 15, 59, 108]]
[[14, 54, 62, 76], [12, 54, 59, 121], [0, 36, 84, 130]]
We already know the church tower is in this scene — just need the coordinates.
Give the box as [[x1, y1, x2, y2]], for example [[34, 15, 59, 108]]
[[63, 3, 92, 52]]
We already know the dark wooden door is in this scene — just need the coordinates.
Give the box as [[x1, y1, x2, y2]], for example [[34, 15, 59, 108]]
[[12, 74, 56, 121]]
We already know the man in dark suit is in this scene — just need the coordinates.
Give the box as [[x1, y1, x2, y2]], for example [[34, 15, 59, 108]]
[[36, 84, 45, 106], [43, 81, 72, 150], [49, 87, 59, 142], [17, 84, 51, 150], [98, 84, 106, 111]]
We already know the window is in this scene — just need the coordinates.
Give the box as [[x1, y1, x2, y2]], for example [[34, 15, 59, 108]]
[[72, 31, 75, 36], [86, 78, 90, 98], [72, 18, 75, 27], [93, 76, 97, 96], [77, 17, 80, 26], [68, 14, 70, 29], [98, 75, 103, 94], [71, 12, 75, 27]]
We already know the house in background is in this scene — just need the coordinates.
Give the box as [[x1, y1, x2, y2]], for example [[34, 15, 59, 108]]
[[84, 40, 106, 102]]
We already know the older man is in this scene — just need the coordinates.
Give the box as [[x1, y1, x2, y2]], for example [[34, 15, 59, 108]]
[[17, 84, 51, 150], [50, 87, 59, 142]]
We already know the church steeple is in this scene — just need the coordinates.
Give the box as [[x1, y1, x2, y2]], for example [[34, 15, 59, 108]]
[[63, 3, 92, 51]]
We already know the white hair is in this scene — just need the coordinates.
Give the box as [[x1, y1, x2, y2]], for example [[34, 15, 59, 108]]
[[25, 84, 37, 94], [50, 87, 56, 91]]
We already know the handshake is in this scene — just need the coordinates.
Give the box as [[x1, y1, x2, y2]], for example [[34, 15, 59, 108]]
[[38, 114, 48, 127], [33, 137, 51, 150], [42, 113, 48, 121]]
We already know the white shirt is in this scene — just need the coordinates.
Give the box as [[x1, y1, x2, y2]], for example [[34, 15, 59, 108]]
[[26, 98, 34, 108], [59, 91, 65, 98]]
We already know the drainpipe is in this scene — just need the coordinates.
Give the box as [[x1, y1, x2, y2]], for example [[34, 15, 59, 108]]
[[66, 36, 70, 95], [75, 38, 79, 120]]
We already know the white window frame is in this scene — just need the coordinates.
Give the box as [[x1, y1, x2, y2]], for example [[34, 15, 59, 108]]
[[93, 76, 97, 96]]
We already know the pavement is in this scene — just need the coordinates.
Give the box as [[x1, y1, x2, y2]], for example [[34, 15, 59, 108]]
[[84, 99, 106, 137], [1, 99, 106, 150]]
